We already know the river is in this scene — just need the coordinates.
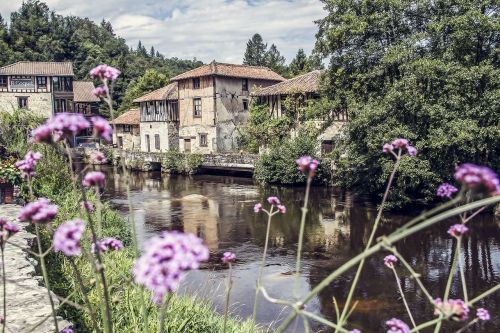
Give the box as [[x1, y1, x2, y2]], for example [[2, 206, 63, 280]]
[[99, 166, 500, 332]]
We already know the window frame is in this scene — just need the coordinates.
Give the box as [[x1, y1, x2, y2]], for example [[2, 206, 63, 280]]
[[154, 134, 160, 150], [123, 125, 131, 133], [192, 77, 201, 89], [0, 76, 7, 88], [37, 76, 47, 89], [242, 78, 249, 91], [243, 99, 249, 111], [199, 133, 208, 147], [17, 96, 28, 109], [193, 98, 202, 117]]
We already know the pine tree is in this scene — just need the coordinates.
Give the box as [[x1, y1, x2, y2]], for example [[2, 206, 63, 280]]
[[288, 49, 307, 76], [264, 44, 286, 75], [150, 46, 155, 58], [243, 33, 267, 66]]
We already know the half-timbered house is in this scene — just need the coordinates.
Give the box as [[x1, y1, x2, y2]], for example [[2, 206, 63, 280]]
[[111, 109, 140, 151]]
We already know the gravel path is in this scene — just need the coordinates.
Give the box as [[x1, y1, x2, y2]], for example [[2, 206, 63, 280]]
[[0, 204, 71, 333]]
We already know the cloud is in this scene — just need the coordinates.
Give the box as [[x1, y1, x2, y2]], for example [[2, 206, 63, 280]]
[[0, 0, 325, 63]]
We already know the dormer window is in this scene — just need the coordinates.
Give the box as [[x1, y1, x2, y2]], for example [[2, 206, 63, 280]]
[[242, 78, 248, 91], [193, 77, 200, 89]]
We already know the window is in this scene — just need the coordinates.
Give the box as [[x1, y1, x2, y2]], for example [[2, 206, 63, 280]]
[[52, 77, 72, 91], [193, 98, 202, 117], [199, 133, 208, 147], [193, 77, 200, 89], [37, 76, 47, 89], [0, 76, 7, 88], [123, 125, 131, 132], [54, 99, 72, 113], [118, 137, 123, 148], [18, 97, 28, 109], [155, 134, 160, 150], [242, 78, 249, 91], [243, 99, 248, 111]]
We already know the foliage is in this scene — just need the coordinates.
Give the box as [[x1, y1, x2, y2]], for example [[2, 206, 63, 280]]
[[0, 158, 21, 185], [0, 109, 44, 155], [0, 0, 202, 117], [243, 33, 268, 66], [316, 0, 500, 207], [162, 150, 202, 174], [288, 48, 323, 77]]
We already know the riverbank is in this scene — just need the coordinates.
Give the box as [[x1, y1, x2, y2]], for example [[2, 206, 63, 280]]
[[0, 204, 71, 332]]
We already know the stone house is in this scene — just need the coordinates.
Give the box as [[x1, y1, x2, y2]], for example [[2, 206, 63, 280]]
[[111, 109, 140, 151], [133, 82, 179, 153], [170, 61, 285, 153], [251, 70, 348, 154]]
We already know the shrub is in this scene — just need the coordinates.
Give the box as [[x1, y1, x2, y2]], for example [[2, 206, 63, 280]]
[[162, 150, 202, 174]]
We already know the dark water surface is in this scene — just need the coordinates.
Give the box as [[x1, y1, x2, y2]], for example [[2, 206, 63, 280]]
[[99, 166, 500, 332]]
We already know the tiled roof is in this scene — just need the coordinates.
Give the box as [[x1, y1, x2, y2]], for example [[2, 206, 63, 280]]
[[73, 81, 100, 103], [0, 61, 74, 76], [110, 109, 140, 125], [133, 82, 178, 102], [171, 61, 285, 82], [252, 70, 324, 96]]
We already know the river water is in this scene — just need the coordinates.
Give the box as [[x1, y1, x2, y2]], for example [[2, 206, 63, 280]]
[[99, 166, 500, 332]]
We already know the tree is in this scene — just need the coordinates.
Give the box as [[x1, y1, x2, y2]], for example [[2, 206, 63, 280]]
[[316, 0, 500, 207], [118, 69, 169, 114], [243, 33, 267, 66], [150, 46, 156, 58], [265, 44, 286, 75], [288, 49, 308, 76], [0, 14, 12, 66]]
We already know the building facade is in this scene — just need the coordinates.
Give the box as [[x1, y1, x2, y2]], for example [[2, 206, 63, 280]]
[[111, 109, 141, 151], [134, 82, 179, 153], [0, 61, 75, 118], [171, 61, 285, 153]]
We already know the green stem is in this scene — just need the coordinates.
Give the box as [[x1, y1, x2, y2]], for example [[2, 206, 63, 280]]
[[336, 156, 401, 331], [454, 319, 478, 333], [391, 267, 418, 331], [467, 283, 500, 306], [1, 248, 6, 333], [456, 237, 468, 303], [35, 225, 59, 333], [158, 293, 172, 333], [223, 263, 233, 333], [410, 317, 442, 332], [293, 175, 312, 299]]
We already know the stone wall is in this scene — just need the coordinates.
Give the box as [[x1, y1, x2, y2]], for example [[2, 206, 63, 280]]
[[113, 125, 140, 151], [0, 92, 53, 118], [139, 121, 179, 153]]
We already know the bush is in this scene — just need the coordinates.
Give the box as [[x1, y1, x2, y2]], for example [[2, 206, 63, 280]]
[[162, 150, 202, 174]]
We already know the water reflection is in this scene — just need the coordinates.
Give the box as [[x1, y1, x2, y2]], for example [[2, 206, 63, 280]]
[[99, 166, 500, 332]]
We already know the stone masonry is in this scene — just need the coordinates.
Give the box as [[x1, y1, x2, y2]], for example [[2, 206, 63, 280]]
[[0, 204, 71, 333]]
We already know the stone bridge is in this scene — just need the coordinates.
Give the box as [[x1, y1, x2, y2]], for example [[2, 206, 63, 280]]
[[117, 150, 257, 173]]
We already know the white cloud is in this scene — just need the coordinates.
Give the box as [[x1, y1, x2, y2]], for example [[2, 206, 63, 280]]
[[0, 0, 325, 63]]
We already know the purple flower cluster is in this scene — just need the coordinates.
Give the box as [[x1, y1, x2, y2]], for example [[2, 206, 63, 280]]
[[384, 255, 398, 268], [267, 196, 286, 213], [386, 318, 410, 333], [349, 330, 361, 333], [60, 327, 74, 333], [434, 298, 469, 321], [90, 64, 121, 81], [53, 219, 85, 257], [476, 308, 490, 321], [18, 198, 58, 223], [0, 216, 20, 248], [92, 237, 123, 253], [436, 183, 458, 199], [15, 151, 42, 178], [91, 116, 112, 142], [447, 224, 468, 237], [454, 164, 500, 196], [133, 231, 209, 303], [82, 171, 105, 188], [254, 203, 262, 213], [222, 252, 236, 264], [89, 151, 107, 164], [382, 138, 417, 157], [32, 113, 90, 143], [80, 201, 94, 212], [296, 155, 319, 177], [92, 86, 108, 98]]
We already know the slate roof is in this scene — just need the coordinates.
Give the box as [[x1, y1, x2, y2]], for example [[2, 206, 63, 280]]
[[171, 61, 285, 82], [110, 109, 140, 125], [0, 61, 74, 76], [133, 82, 178, 102], [251, 70, 324, 96], [73, 81, 100, 103]]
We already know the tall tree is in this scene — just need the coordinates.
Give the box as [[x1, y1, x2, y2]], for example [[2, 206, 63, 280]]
[[0, 14, 12, 66], [118, 69, 169, 114], [243, 33, 267, 66], [150, 46, 156, 58], [288, 49, 307, 76], [265, 44, 286, 75]]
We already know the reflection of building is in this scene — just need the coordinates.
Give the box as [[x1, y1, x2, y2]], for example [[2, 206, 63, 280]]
[[181, 195, 220, 251], [171, 61, 285, 153], [111, 109, 140, 150], [134, 82, 180, 153]]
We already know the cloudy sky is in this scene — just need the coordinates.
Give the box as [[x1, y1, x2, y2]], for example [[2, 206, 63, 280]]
[[0, 0, 325, 63]]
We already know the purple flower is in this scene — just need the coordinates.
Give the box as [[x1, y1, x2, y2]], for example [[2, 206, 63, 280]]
[[31, 113, 90, 143], [277, 204, 286, 214], [392, 138, 409, 149], [82, 171, 105, 188], [31, 124, 53, 143], [454, 164, 500, 196], [53, 219, 85, 257], [92, 86, 108, 98], [91, 116, 112, 141], [386, 318, 410, 333], [267, 196, 281, 206], [476, 308, 490, 321], [382, 144, 394, 153], [436, 183, 458, 199], [406, 146, 417, 157], [296, 155, 320, 177], [383, 138, 417, 157], [18, 198, 58, 224], [80, 201, 94, 212], [0, 216, 20, 247], [92, 237, 124, 253], [350, 330, 361, 333], [133, 231, 209, 303], [15, 151, 42, 178], [447, 224, 468, 237], [90, 151, 107, 164], [222, 252, 236, 264], [90, 64, 121, 81], [254, 203, 262, 213], [434, 298, 469, 321], [60, 328, 74, 333], [384, 255, 398, 268]]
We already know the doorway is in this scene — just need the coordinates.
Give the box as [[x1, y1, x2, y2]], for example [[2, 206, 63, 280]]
[[184, 139, 191, 153], [145, 134, 150, 152]]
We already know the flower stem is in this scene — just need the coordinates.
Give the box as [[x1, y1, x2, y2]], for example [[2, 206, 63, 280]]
[[223, 263, 233, 333], [1, 248, 6, 333], [391, 267, 418, 331], [456, 237, 468, 302], [293, 175, 312, 299], [158, 293, 172, 333]]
